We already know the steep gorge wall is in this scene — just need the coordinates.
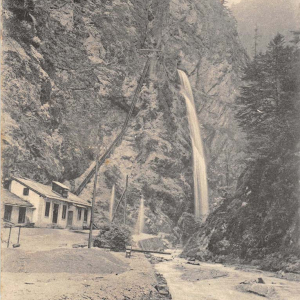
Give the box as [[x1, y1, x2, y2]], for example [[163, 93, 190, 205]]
[[1, 0, 247, 233], [182, 154, 300, 271]]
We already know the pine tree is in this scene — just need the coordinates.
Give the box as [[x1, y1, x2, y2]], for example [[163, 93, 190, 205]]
[[236, 34, 297, 158], [232, 33, 300, 256]]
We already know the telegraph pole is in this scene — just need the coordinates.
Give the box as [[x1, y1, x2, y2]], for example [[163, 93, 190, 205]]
[[88, 158, 99, 248], [123, 175, 129, 224]]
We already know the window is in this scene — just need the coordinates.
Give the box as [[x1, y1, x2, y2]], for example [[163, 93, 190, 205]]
[[3, 180, 10, 190], [52, 183, 62, 195], [4, 205, 12, 221], [18, 207, 26, 223], [62, 190, 68, 198], [23, 187, 29, 196], [62, 205, 67, 219], [52, 182, 69, 198], [45, 202, 50, 217], [52, 204, 59, 224], [84, 209, 88, 222], [77, 208, 82, 221]]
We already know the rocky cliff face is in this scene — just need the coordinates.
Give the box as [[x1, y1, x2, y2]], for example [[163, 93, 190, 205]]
[[182, 153, 300, 271], [2, 0, 246, 233]]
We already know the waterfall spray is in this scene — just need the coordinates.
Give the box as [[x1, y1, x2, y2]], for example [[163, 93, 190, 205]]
[[109, 185, 115, 222], [135, 198, 145, 235], [178, 70, 209, 221]]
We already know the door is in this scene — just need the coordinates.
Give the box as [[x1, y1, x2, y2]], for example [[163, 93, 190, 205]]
[[18, 207, 26, 223], [52, 204, 59, 224], [4, 205, 12, 221], [67, 211, 73, 226]]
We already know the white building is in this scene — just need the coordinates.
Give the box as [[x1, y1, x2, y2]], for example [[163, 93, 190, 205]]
[[2, 177, 92, 229], [2, 188, 35, 226]]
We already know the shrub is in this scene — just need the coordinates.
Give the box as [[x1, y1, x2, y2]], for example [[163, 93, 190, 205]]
[[93, 224, 132, 251]]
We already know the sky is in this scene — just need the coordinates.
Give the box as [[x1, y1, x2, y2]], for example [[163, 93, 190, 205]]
[[226, 0, 242, 6], [227, 0, 300, 6]]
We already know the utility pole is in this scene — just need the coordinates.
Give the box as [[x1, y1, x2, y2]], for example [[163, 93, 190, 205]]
[[123, 175, 129, 225], [88, 158, 99, 248]]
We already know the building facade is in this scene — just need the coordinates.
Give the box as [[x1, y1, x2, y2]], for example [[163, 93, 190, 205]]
[[2, 177, 92, 229], [2, 188, 35, 226]]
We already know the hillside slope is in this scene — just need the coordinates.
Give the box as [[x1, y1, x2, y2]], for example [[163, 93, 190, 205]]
[[1, 0, 246, 233]]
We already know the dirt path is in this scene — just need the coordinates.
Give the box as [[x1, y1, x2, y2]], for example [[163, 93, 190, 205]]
[[1, 228, 164, 300], [1, 227, 96, 251], [2, 251, 159, 300], [2, 248, 129, 274], [154, 255, 300, 300]]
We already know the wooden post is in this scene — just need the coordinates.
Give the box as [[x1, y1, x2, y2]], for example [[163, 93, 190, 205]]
[[124, 175, 129, 225], [123, 192, 127, 225], [17, 226, 21, 244], [7, 226, 12, 248], [88, 159, 99, 248]]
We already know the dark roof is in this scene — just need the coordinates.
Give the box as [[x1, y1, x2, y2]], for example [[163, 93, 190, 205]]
[[12, 177, 91, 207], [1, 188, 34, 207]]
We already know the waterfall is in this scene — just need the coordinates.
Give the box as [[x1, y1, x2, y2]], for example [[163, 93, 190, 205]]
[[135, 198, 145, 234], [178, 70, 209, 221], [109, 185, 115, 222]]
